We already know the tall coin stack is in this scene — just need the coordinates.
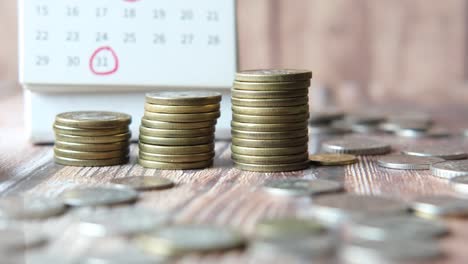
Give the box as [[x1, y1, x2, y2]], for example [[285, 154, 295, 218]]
[[231, 70, 312, 172], [53, 111, 131, 166], [138, 91, 222, 170]]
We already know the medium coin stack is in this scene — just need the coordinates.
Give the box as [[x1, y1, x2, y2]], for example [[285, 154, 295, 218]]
[[138, 91, 222, 170], [231, 69, 312, 172], [53, 111, 131, 167]]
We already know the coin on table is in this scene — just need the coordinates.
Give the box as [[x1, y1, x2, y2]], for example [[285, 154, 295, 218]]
[[0, 196, 66, 220], [450, 175, 468, 194], [0, 227, 48, 251], [377, 154, 444, 170], [411, 195, 468, 218], [263, 179, 344, 197], [309, 125, 350, 135], [233, 80, 310, 91], [54, 148, 128, 160], [231, 97, 309, 107], [55, 140, 129, 152], [144, 111, 220, 123], [140, 126, 215, 138], [232, 88, 308, 99], [144, 103, 220, 114], [309, 108, 345, 125], [55, 111, 131, 129], [233, 113, 309, 124], [379, 120, 431, 133], [254, 218, 326, 239], [231, 120, 308, 132], [231, 145, 308, 156], [235, 69, 312, 82], [234, 161, 310, 172], [402, 145, 468, 160], [232, 153, 308, 165], [138, 159, 213, 170], [344, 112, 386, 124], [396, 127, 451, 138], [139, 135, 214, 146], [231, 129, 308, 140], [110, 176, 175, 191], [139, 151, 214, 163], [59, 185, 138, 207], [232, 136, 308, 148], [54, 156, 129, 167], [53, 124, 129, 137], [55, 132, 131, 144], [431, 160, 468, 179], [232, 105, 309, 116], [141, 118, 217, 130], [322, 138, 391, 155], [346, 215, 448, 241], [138, 143, 214, 155], [72, 207, 168, 237], [309, 154, 358, 166], [146, 91, 222, 106], [136, 225, 245, 257]]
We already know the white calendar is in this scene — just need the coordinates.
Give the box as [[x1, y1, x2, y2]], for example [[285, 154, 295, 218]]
[[18, 0, 237, 142]]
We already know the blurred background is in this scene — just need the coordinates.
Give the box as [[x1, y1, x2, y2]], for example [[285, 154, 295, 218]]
[[2, 0, 468, 105]]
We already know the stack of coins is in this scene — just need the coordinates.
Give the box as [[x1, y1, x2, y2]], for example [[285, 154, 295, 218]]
[[231, 69, 312, 172], [138, 91, 222, 170], [53, 111, 131, 166]]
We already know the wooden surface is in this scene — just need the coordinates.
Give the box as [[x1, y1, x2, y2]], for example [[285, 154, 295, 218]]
[[1, 93, 468, 263]]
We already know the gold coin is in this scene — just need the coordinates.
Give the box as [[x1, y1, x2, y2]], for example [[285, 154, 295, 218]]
[[140, 126, 215, 138], [233, 80, 310, 91], [138, 159, 213, 170], [231, 145, 308, 156], [54, 147, 128, 160], [309, 153, 358, 166], [139, 151, 214, 163], [55, 140, 129, 152], [235, 69, 312, 82], [54, 156, 129, 167], [146, 91, 222, 106], [110, 176, 175, 191], [232, 88, 308, 99], [139, 143, 214, 155], [232, 152, 308, 165], [55, 132, 131, 144], [234, 161, 310, 172], [144, 111, 220, 123], [139, 135, 214, 146], [232, 97, 309, 107], [53, 124, 128, 137], [232, 136, 308, 148], [233, 113, 309, 124], [145, 103, 220, 114], [232, 105, 309, 116], [231, 120, 308, 132], [55, 111, 131, 129], [231, 129, 308, 140], [141, 118, 216, 130]]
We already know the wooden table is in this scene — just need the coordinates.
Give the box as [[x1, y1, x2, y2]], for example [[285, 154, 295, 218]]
[[1, 93, 468, 263]]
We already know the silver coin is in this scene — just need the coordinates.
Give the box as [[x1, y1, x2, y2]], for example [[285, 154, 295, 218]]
[[396, 127, 451, 138], [59, 185, 138, 207], [0, 196, 66, 220], [253, 218, 327, 239], [309, 125, 350, 135], [411, 195, 468, 217], [451, 175, 468, 194], [379, 121, 430, 133], [346, 215, 448, 241], [110, 176, 175, 191], [402, 145, 468, 160], [72, 207, 168, 237], [263, 179, 344, 197], [377, 154, 444, 170], [340, 240, 442, 264], [431, 160, 468, 179], [309, 108, 345, 125], [344, 112, 386, 125], [350, 123, 381, 134], [322, 138, 391, 155]]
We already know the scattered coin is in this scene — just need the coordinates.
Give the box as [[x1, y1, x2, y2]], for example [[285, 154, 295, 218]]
[[59, 185, 138, 207], [55, 111, 131, 129], [232, 105, 309, 116], [231, 129, 308, 140], [139, 134, 214, 146], [309, 154, 358, 166], [309, 108, 345, 125], [402, 145, 468, 160], [234, 161, 310, 172], [233, 80, 310, 90], [54, 148, 128, 160], [431, 160, 468, 179], [379, 121, 430, 133], [253, 218, 326, 239], [396, 127, 451, 138], [263, 179, 344, 197], [344, 112, 386, 124], [144, 103, 220, 114], [136, 225, 245, 256], [54, 156, 129, 167], [139, 151, 214, 163], [110, 176, 175, 191], [54, 140, 129, 152], [231, 120, 308, 132], [138, 159, 213, 170], [232, 136, 308, 148], [138, 143, 214, 155], [144, 111, 220, 123], [145, 91, 222, 106], [231, 97, 309, 107], [0, 196, 66, 220], [309, 125, 350, 135], [235, 69, 312, 82], [411, 195, 468, 218], [450, 175, 468, 194], [55, 132, 131, 144], [0, 227, 48, 252], [233, 112, 309, 124], [377, 154, 444, 170], [232, 152, 308, 165], [139, 126, 215, 138], [141, 118, 216, 130], [231, 145, 308, 156], [322, 138, 391, 155]]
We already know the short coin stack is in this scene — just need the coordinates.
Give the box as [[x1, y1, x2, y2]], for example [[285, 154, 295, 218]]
[[54, 111, 131, 166], [231, 69, 312, 172], [138, 91, 222, 170]]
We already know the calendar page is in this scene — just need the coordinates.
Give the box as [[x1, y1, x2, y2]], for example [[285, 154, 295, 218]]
[[19, 0, 237, 88]]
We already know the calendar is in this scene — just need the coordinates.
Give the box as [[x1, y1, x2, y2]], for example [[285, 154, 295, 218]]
[[19, 0, 237, 143]]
